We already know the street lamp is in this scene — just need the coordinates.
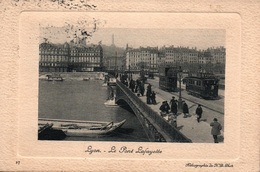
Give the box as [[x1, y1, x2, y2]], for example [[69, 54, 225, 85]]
[[177, 66, 183, 112], [128, 64, 131, 80]]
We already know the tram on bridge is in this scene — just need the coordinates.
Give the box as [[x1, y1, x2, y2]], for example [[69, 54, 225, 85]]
[[158, 67, 179, 92], [184, 72, 219, 99]]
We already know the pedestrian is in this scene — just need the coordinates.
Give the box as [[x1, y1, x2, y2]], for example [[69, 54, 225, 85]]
[[146, 84, 151, 93], [164, 101, 170, 114], [140, 82, 145, 96], [170, 96, 178, 115], [182, 101, 189, 118], [195, 104, 203, 123], [159, 102, 167, 116], [146, 84, 152, 104], [135, 79, 140, 93], [210, 118, 222, 143], [159, 101, 170, 116], [151, 91, 156, 104], [130, 79, 135, 92]]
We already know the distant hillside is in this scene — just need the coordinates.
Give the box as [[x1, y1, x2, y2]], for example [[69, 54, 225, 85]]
[[102, 44, 125, 57]]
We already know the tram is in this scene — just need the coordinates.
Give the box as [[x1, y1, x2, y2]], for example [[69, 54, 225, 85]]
[[184, 72, 219, 99], [158, 67, 178, 92]]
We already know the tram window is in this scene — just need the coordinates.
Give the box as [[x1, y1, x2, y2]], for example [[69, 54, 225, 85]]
[[194, 80, 197, 85], [197, 81, 201, 86]]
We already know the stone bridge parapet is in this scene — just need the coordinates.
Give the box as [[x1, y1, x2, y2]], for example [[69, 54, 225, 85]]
[[115, 80, 192, 143]]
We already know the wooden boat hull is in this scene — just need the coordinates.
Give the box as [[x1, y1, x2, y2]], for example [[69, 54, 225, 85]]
[[47, 78, 64, 81], [46, 74, 64, 81], [39, 118, 126, 137]]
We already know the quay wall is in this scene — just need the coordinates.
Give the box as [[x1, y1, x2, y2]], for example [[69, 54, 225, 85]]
[[39, 72, 105, 80]]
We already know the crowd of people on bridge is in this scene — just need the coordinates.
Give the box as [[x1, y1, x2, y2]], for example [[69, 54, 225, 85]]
[[128, 79, 157, 105], [158, 96, 222, 143], [118, 75, 222, 143]]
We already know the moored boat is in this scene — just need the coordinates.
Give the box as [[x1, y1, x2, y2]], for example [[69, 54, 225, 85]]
[[38, 118, 126, 137], [46, 74, 64, 81], [38, 123, 53, 134]]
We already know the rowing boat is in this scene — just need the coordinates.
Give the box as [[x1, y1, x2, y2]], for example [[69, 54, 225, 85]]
[[38, 118, 126, 137]]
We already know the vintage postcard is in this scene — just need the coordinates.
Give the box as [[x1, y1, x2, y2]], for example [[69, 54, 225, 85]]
[[0, 0, 259, 171], [19, 11, 240, 165]]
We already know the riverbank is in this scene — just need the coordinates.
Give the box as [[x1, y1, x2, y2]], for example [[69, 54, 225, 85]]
[[39, 72, 106, 80]]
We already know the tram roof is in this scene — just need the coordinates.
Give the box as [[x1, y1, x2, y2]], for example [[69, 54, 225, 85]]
[[185, 76, 219, 80]]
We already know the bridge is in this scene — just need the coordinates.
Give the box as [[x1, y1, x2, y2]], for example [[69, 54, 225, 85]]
[[115, 80, 192, 143]]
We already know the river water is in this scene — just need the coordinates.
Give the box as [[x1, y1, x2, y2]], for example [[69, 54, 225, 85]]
[[38, 79, 149, 142]]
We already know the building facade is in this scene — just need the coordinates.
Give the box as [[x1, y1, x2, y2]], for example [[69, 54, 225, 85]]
[[162, 46, 199, 65], [125, 45, 225, 74], [39, 42, 103, 72], [126, 46, 159, 73]]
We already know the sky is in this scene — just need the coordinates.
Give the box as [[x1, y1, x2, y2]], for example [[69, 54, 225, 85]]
[[40, 27, 225, 50]]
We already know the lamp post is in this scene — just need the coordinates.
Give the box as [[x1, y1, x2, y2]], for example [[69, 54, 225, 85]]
[[128, 64, 131, 80], [177, 66, 183, 112]]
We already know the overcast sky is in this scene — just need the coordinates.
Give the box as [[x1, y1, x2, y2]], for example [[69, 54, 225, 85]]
[[40, 27, 225, 50]]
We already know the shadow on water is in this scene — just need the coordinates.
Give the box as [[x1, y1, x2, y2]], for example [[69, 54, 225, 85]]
[[114, 128, 134, 134], [116, 100, 135, 114], [38, 129, 66, 140]]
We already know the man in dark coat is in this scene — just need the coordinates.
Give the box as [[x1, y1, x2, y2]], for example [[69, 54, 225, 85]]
[[140, 82, 145, 96], [151, 91, 156, 105], [195, 104, 203, 123], [170, 96, 178, 115], [164, 101, 170, 113], [210, 118, 222, 143], [159, 101, 170, 115], [146, 84, 152, 104], [182, 101, 189, 118], [129, 79, 135, 92]]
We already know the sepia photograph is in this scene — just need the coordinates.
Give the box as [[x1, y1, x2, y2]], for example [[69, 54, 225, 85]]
[[18, 11, 241, 162], [0, 0, 255, 169], [38, 17, 225, 143]]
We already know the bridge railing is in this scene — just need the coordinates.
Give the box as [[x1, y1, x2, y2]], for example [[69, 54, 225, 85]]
[[117, 80, 192, 143]]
